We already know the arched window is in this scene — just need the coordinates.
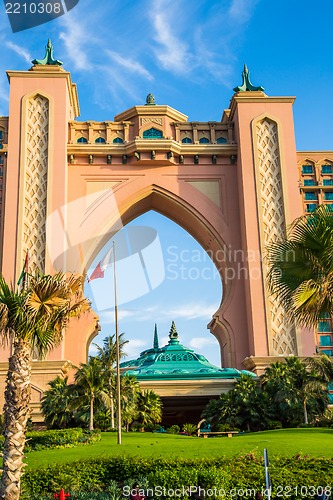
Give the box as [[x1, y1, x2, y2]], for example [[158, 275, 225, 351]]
[[77, 137, 88, 143], [216, 137, 227, 144], [143, 128, 163, 139], [0, 130, 3, 140], [182, 137, 192, 144], [199, 137, 209, 144], [95, 137, 106, 143], [113, 137, 124, 144]]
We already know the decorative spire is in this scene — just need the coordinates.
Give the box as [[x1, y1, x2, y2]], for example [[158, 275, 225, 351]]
[[233, 64, 264, 93], [145, 93, 156, 105], [32, 39, 63, 66], [153, 323, 159, 349], [169, 321, 178, 340]]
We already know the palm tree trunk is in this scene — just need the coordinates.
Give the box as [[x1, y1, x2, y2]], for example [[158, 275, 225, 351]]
[[89, 394, 94, 431], [0, 339, 31, 500], [303, 399, 308, 424]]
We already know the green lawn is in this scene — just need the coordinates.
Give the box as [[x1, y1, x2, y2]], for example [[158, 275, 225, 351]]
[[25, 428, 333, 469]]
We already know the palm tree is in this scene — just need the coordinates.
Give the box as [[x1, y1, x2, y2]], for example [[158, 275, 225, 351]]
[[274, 357, 328, 424], [41, 376, 75, 429], [0, 272, 89, 500], [305, 352, 333, 382], [74, 356, 110, 431], [136, 390, 162, 427], [120, 374, 140, 431], [266, 205, 333, 327], [93, 333, 128, 428]]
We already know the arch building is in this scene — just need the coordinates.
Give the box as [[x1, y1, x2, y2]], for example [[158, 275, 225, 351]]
[[0, 43, 332, 420]]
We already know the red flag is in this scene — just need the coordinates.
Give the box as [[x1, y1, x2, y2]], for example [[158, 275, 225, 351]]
[[88, 248, 113, 282], [88, 262, 105, 282]]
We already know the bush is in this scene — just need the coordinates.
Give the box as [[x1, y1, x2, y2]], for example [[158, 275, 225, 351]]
[[144, 423, 161, 432], [182, 423, 197, 435], [22, 455, 333, 499], [266, 420, 283, 430], [130, 423, 145, 432], [216, 423, 240, 432], [24, 428, 101, 452], [166, 425, 180, 434]]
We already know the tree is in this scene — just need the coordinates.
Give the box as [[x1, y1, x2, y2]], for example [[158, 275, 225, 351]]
[[305, 353, 333, 383], [0, 272, 89, 500], [266, 205, 333, 328], [136, 390, 162, 427], [263, 357, 328, 425], [231, 374, 270, 431], [73, 356, 110, 430], [119, 374, 140, 431], [203, 375, 270, 432], [41, 376, 75, 429], [93, 333, 128, 428]]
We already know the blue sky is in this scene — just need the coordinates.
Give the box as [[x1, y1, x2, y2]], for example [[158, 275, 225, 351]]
[[1, 0, 333, 366]]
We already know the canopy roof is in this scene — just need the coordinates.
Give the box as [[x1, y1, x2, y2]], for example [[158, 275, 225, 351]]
[[121, 322, 255, 381]]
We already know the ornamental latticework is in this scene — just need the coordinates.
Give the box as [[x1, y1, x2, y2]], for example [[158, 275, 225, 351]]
[[255, 118, 297, 355], [158, 353, 195, 362], [22, 94, 49, 273]]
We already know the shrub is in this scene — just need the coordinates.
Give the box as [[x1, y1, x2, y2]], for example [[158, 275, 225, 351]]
[[182, 423, 197, 435], [166, 425, 180, 434], [144, 423, 161, 432], [266, 420, 283, 430], [24, 428, 101, 452], [216, 423, 240, 432], [22, 455, 333, 498]]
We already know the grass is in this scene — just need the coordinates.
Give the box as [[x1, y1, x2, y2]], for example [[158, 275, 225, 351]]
[[25, 428, 333, 469]]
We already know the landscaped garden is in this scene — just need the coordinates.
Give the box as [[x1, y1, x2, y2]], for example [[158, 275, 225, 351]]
[[20, 428, 333, 499], [2, 206, 333, 499]]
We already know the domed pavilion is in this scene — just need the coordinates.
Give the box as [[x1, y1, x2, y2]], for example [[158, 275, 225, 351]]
[[121, 322, 255, 425]]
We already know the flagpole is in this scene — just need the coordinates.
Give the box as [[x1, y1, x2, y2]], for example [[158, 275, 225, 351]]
[[113, 241, 122, 445]]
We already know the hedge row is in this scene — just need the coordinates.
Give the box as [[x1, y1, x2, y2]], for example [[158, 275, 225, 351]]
[[22, 454, 333, 499], [25, 428, 101, 451]]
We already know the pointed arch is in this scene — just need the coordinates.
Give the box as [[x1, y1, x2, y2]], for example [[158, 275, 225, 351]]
[[80, 184, 240, 366]]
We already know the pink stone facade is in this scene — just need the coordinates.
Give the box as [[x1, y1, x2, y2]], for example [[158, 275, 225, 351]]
[[0, 60, 329, 417]]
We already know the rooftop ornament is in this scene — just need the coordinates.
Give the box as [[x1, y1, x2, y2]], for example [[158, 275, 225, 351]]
[[233, 64, 264, 92], [153, 323, 159, 349], [145, 93, 156, 105], [32, 39, 63, 66], [169, 321, 179, 340]]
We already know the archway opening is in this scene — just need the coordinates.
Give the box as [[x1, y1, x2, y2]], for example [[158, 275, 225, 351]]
[[86, 210, 223, 367]]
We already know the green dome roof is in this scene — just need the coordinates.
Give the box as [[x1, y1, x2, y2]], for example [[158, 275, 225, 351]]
[[121, 322, 256, 381]]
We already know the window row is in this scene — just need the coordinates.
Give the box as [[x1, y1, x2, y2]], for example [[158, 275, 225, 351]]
[[304, 192, 333, 200], [303, 179, 333, 186], [76, 126, 228, 144], [77, 137, 123, 144], [306, 203, 333, 212], [302, 164, 333, 174]]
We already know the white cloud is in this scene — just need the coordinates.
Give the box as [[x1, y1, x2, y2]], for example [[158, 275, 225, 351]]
[[5, 41, 31, 64], [188, 337, 217, 350], [150, 3, 192, 75], [59, 12, 91, 70], [98, 309, 137, 323], [166, 304, 216, 320], [97, 302, 217, 324], [106, 50, 154, 81], [125, 339, 148, 359], [228, 0, 260, 24]]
